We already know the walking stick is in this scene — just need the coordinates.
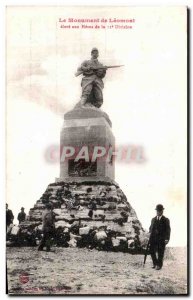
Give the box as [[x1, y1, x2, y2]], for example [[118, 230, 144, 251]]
[[143, 235, 151, 267]]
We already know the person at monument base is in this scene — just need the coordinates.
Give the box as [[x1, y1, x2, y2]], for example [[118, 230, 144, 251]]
[[38, 203, 56, 252], [6, 203, 14, 232], [17, 207, 26, 224], [149, 204, 171, 270]]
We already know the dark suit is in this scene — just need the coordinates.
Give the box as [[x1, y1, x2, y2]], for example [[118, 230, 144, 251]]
[[17, 212, 26, 224], [6, 209, 14, 229], [149, 215, 171, 268], [38, 210, 55, 251]]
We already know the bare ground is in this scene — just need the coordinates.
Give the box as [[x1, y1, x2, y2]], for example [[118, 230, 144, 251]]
[[6, 247, 187, 295]]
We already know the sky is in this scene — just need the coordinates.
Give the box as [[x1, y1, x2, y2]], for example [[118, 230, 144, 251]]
[[6, 6, 187, 246]]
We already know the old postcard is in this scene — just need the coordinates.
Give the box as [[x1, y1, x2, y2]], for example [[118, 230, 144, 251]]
[[6, 6, 188, 295]]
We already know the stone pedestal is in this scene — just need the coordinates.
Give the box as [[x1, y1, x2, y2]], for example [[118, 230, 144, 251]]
[[58, 107, 115, 182]]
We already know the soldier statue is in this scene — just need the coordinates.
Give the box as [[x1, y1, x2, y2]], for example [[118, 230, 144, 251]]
[[75, 48, 123, 108]]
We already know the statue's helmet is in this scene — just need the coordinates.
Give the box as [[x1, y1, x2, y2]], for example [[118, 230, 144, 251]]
[[91, 47, 99, 54]]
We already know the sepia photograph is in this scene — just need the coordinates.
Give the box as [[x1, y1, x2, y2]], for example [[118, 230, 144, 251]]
[[6, 5, 188, 295]]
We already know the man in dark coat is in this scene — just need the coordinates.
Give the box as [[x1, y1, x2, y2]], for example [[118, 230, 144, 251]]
[[6, 203, 14, 231], [17, 207, 26, 224], [38, 203, 55, 252], [149, 204, 171, 270], [88, 200, 97, 218]]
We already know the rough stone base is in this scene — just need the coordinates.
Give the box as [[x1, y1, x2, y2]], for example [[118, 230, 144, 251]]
[[6, 181, 148, 253]]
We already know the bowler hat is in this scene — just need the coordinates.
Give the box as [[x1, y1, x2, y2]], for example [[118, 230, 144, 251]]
[[155, 204, 164, 211]]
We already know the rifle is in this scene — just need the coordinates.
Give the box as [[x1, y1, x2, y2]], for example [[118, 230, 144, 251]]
[[143, 234, 151, 267], [75, 65, 124, 77]]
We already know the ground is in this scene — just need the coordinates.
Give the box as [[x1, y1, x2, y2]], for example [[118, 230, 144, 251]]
[[6, 247, 187, 295]]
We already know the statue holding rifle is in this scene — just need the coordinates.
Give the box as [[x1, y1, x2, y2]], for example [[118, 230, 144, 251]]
[[75, 48, 123, 108]]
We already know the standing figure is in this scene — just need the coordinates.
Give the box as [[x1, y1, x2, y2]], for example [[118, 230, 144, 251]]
[[88, 200, 97, 219], [76, 48, 107, 108], [17, 207, 26, 224], [38, 203, 55, 252], [149, 204, 171, 270], [6, 203, 14, 231]]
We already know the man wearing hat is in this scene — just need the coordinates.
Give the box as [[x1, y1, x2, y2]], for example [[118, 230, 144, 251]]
[[149, 204, 171, 270], [38, 203, 55, 252], [76, 48, 107, 108], [17, 207, 26, 224], [6, 203, 14, 231]]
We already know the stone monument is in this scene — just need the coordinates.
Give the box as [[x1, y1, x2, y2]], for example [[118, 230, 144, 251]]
[[58, 106, 115, 182], [12, 48, 147, 252]]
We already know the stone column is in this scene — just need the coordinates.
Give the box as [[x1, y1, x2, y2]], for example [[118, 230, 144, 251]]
[[58, 107, 115, 182]]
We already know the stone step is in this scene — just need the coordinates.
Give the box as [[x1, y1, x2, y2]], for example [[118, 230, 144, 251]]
[[79, 220, 136, 234]]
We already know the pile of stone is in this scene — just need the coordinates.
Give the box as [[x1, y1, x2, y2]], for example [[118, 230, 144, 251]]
[[6, 181, 149, 253]]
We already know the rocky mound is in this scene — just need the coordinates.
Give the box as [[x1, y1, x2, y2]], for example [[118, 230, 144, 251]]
[[6, 181, 148, 253]]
